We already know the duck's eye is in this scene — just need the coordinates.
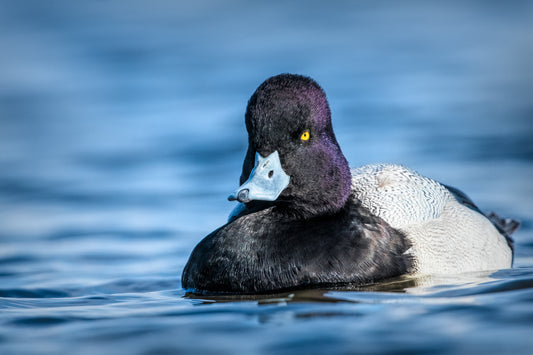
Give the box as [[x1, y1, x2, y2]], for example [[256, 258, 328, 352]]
[[300, 130, 310, 141]]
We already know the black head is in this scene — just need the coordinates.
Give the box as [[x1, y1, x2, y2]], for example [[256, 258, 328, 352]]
[[239, 74, 351, 218]]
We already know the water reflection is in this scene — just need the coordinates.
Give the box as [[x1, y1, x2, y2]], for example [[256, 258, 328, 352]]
[[183, 271, 515, 304]]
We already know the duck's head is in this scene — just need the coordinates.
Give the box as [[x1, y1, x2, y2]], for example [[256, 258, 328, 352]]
[[229, 74, 351, 218]]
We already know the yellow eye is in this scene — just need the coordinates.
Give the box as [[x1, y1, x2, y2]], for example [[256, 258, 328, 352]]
[[300, 130, 310, 141]]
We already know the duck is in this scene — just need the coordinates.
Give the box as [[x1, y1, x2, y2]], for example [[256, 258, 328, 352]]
[[182, 73, 518, 295]]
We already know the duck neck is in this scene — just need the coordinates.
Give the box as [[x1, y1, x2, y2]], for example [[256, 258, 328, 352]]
[[281, 161, 352, 220]]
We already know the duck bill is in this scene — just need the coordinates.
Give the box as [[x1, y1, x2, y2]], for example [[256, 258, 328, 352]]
[[228, 151, 290, 203]]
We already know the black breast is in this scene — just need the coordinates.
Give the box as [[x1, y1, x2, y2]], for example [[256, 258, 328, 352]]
[[182, 195, 413, 294]]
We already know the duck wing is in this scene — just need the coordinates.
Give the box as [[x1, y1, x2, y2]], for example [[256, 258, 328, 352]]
[[442, 184, 481, 212], [443, 184, 518, 249]]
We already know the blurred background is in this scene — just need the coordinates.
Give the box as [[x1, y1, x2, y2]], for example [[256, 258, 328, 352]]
[[0, 1, 532, 354]]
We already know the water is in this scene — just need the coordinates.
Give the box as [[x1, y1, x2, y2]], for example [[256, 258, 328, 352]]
[[1, 1, 532, 354]]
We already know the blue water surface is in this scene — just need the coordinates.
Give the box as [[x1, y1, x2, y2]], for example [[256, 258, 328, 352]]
[[1, 1, 532, 354]]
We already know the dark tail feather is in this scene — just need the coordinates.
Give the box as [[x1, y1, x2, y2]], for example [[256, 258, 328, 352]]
[[487, 212, 519, 251], [487, 212, 520, 236]]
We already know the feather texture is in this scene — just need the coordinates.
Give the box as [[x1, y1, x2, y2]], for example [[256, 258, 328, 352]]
[[351, 164, 513, 274]]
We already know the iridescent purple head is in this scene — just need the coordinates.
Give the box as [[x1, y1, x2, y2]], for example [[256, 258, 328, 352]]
[[238, 74, 351, 218]]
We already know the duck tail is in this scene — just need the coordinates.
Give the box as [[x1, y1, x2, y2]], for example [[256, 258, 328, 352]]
[[487, 212, 520, 251], [487, 212, 520, 236]]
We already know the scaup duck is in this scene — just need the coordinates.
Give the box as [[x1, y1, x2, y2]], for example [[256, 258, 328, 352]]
[[182, 74, 518, 294]]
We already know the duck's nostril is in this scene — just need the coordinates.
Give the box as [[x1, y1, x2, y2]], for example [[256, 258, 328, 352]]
[[268, 170, 274, 178]]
